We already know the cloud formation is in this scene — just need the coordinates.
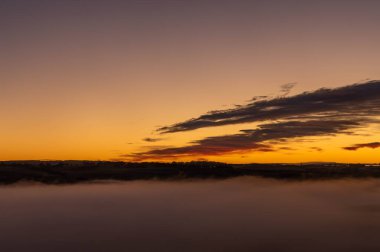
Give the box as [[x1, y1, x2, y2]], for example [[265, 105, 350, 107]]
[[143, 137, 162, 143], [343, 142, 380, 151], [158, 81, 380, 133], [128, 119, 367, 161], [310, 147, 323, 152], [280, 82, 297, 96], [126, 81, 380, 161]]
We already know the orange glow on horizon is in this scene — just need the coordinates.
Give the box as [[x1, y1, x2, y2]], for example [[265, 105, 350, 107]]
[[1, 1, 380, 163]]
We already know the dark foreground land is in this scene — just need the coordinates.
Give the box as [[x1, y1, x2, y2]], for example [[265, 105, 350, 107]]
[[1, 161, 380, 184]]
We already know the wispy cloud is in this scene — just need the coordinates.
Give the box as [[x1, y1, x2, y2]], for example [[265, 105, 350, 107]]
[[125, 81, 380, 161], [128, 119, 367, 161], [310, 147, 323, 152], [143, 137, 163, 143], [280, 82, 297, 96], [158, 81, 380, 133], [343, 142, 380, 151]]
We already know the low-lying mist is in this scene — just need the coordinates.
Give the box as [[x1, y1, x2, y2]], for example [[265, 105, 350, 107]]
[[1, 177, 380, 252]]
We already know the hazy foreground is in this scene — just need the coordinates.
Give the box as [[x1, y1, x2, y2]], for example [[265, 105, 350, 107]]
[[1, 177, 380, 252]]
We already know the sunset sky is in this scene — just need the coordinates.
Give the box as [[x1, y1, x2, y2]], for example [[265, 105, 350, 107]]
[[1, 0, 380, 163]]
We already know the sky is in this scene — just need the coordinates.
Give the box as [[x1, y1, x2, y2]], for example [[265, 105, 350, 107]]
[[1, 0, 380, 163]]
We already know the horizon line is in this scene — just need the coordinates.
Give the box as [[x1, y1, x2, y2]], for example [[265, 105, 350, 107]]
[[1, 160, 380, 165]]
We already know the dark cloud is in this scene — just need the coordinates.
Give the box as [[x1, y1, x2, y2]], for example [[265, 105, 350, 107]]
[[158, 81, 380, 133], [143, 137, 162, 143], [248, 96, 269, 102], [125, 81, 380, 161], [343, 142, 380, 151], [128, 119, 365, 161]]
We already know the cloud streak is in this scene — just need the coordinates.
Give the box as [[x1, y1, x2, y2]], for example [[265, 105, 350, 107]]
[[143, 137, 162, 143], [158, 81, 380, 133], [125, 81, 380, 161], [128, 119, 368, 161], [343, 142, 380, 151]]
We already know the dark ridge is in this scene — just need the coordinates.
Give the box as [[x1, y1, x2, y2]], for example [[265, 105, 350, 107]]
[[1, 161, 380, 184]]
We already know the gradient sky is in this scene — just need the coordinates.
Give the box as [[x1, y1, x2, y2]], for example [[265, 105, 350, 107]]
[[1, 0, 380, 162]]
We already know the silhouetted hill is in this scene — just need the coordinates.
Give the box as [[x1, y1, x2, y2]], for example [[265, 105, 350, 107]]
[[0, 161, 380, 184]]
